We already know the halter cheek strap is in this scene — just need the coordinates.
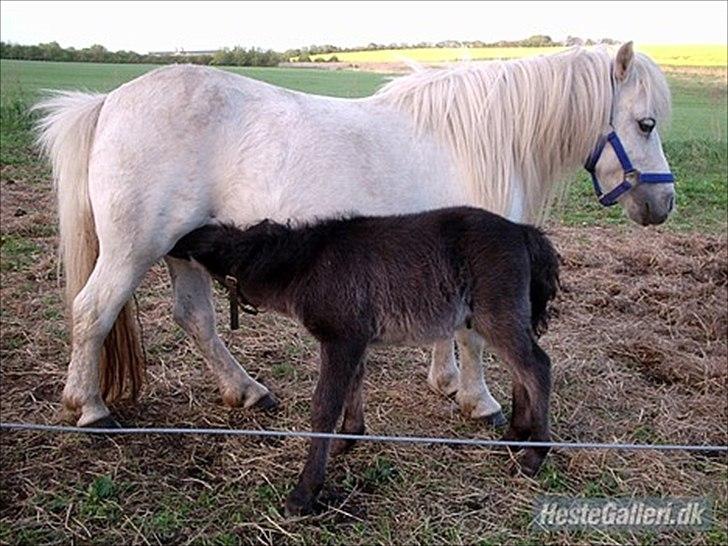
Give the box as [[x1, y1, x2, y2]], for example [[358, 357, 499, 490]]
[[584, 131, 675, 207], [224, 275, 259, 331]]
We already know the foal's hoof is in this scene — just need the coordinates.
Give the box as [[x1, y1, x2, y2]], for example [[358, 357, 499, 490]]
[[253, 393, 279, 413], [331, 439, 353, 457], [480, 410, 507, 429], [331, 427, 365, 457], [284, 492, 315, 517], [511, 448, 547, 478], [500, 427, 527, 451], [82, 415, 122, 430], [331, 437, 361, 457]]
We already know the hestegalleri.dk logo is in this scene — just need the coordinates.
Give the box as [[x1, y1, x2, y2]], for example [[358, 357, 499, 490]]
[[533, 497, 713, 531]]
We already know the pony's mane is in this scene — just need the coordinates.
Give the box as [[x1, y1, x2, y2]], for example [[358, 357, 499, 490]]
[[373, 47, 671, 224]]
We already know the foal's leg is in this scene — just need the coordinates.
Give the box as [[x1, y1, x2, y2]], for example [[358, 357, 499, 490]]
[[486, 328, 552, 476], [454, 329, 506, 427], [62, 252, 153, 426], [330, 361, 366, 457], [285, 340, 366, 516], [165, 257, 275, 410], [519, 340, 552, 474]]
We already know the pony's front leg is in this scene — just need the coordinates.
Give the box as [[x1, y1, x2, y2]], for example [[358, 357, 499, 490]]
[[453, 329, 506, 427], [427, 339, 460, 396], [165, 257, 276, 410]]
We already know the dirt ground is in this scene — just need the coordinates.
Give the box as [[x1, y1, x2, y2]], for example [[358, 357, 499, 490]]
[[0, 162, 726, 545]]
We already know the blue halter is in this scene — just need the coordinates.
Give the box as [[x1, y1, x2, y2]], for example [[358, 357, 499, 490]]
[[584, 131, 674, 206], [584, 69, 675, 209]]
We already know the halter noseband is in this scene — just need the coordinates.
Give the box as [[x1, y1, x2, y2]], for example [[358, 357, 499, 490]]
[[584, 78, 674, 207]]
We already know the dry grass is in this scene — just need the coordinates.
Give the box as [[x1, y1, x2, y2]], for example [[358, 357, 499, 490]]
[[1, 162, 726, 545]]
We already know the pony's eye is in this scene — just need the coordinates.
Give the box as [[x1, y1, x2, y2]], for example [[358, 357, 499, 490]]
[[638, 117, 656, 134]]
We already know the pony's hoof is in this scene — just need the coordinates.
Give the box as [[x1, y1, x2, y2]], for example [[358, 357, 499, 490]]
[[253, 393, 279, 413], [481, 410, 507, 429], [83, 415, 121, 430]]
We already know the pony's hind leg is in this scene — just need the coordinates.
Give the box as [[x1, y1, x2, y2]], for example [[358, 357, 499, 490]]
[[165, 257, 275, 410], [428, 339, 504, 427], [63, 252, 153, 427], [454, 329, 506, 427]]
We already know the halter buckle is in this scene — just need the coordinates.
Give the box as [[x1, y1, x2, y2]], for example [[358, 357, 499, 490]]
[[585, 131, 673, 208], [624, 169, 639, 186], [223, 274, 259, 327]]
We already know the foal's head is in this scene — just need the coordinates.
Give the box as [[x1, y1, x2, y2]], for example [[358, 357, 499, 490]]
[[169, 220, 313, 304], [170, 221, 274, 276]]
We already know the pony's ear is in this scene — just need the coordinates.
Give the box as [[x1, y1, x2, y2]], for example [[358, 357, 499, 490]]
[[614, 41, 634, 82], [169, 225, 237, 278]]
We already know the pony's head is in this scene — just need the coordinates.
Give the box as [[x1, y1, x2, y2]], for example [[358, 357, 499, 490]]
[[588, 42, 675, 225]]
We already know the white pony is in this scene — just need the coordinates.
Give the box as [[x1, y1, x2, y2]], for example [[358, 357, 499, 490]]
[[36, 42, 674, 427]]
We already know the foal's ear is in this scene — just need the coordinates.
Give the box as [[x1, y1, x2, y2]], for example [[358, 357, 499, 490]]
[[614, 41, 634, 82]]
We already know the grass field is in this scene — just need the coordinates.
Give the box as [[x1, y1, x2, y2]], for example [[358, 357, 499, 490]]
[[0, 59, 726, 545], [0, 60, 388, 100], [310, 44, 728, 67]]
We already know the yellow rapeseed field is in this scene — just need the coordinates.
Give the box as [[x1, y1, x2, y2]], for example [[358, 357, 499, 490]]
[[311, 44, 726, 67]]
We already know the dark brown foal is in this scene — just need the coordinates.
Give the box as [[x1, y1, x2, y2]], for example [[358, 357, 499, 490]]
[[170, 206, 559, 515]]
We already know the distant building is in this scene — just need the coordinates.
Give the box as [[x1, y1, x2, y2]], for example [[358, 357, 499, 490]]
[[148, 48, 218, 57]]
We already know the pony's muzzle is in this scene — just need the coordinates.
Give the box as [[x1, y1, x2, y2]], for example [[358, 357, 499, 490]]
[[631, 184, 675, 225]]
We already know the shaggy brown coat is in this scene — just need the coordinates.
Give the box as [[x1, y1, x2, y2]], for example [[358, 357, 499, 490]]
[[170, 206, 559, 515]]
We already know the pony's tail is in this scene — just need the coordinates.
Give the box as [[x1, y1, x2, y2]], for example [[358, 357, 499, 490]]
[[34, 92, 145, 402], [522, 225, 560, 336]]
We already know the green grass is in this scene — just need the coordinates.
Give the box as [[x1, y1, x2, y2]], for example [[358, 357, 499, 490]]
[[668, 73, 728, 142], [0, 92, 36, 165], [0, 235, 40, 272], [1, 59, 725, 231], [0, 59, 386, 99]]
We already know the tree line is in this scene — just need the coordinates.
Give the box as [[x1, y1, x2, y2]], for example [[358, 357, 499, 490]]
[[0, 35, 618, 66], [0, 41, 284, 67]]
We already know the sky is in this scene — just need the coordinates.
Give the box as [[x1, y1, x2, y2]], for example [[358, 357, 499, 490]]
[[1, 1, 726, 53]]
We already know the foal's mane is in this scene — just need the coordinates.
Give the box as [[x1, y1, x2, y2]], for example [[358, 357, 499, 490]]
[[207, 218, 352, 282], [373, 47, 671, 224]]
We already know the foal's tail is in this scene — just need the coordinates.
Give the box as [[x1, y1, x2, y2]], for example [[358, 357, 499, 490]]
[[34, 92, 145, 401], [523, 226, 560, 336]]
